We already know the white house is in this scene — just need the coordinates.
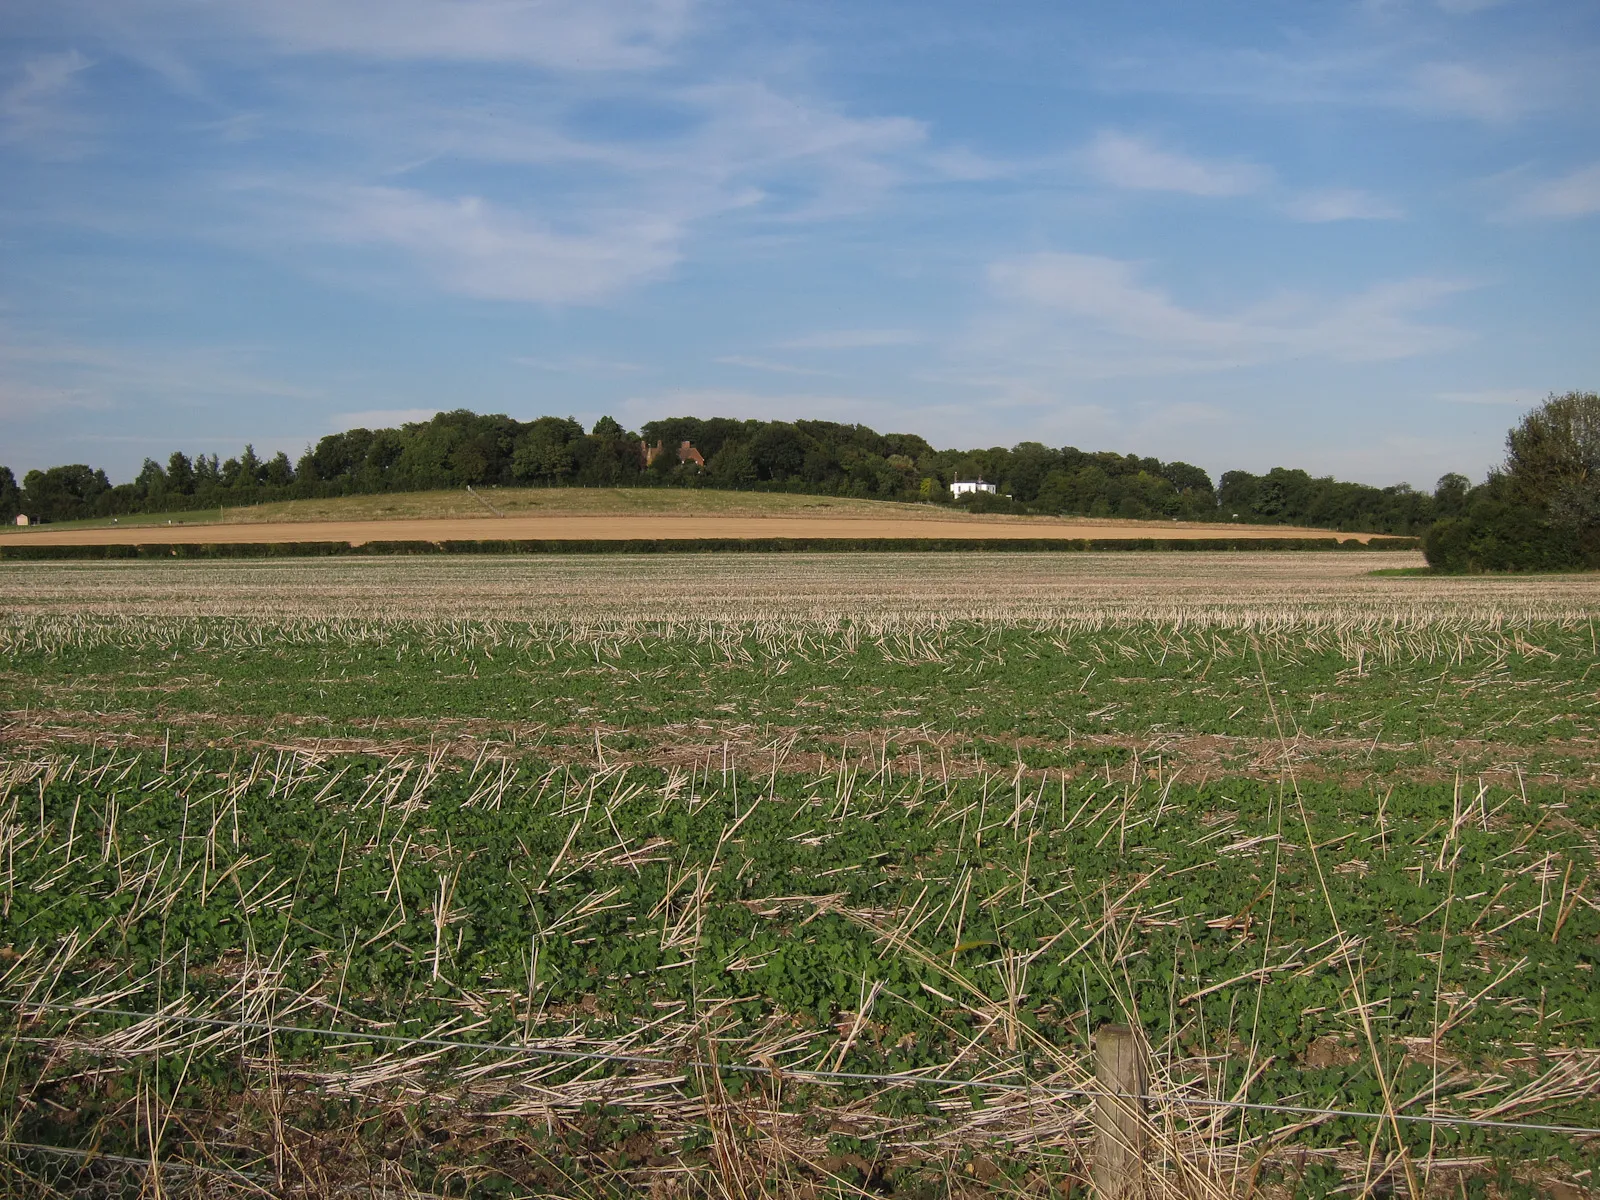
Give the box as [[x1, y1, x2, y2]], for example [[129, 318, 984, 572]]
[[950, 478, 997, 498], [13, 514, 28, 527]]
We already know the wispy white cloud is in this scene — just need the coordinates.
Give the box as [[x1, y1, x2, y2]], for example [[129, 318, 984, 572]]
[[1283, 187, 1404, 222], [1506, 163, 1600, 219], [0, 377, 101, 420], [512, 355, 646, 374], [1435, 0, 1510, 16], [1086, 17, 1582, 135], [977, 252, 1470, 378], [239, 183, 694, 304], [678, 81, 931, 218], [1436, 387, 1542, 405], [122, 0, 695, 70], [0, 50, 93, 157], [216, 73, 945, 304], [778, 329, 923, 349], [714, 356, 843, 378], [1410, 61, 1528, 122], [1083, 130, 1270, 196], [0, 324, 324, 418]]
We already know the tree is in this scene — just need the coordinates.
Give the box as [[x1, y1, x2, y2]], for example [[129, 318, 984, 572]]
[[708, 440, 758, 486], [263, 451, 295, 488], [1005, 442, 1055, 502], [1433, 473, 1470, 518], [22, 465, 111, 522], [167, 452, 197, 495], [584, 419, 640, 486], [1162, 461, 1213, 495], [748, 423, 807, 481], [135, 458, 168, 501], [1505, 391, 1600, 549], [1424, 392, 1600, 573], [236, 444, 262, 487], [1424, 475, 1585, 573], [450, 436, 496, 484], [0, 466, 19, 522], [512, 417, 581, 483]]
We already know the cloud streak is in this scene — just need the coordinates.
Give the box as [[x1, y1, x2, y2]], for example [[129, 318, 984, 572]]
[[1410, 61, 1529, 122], [0, 50, 93, 157], [1507, 163, 1600, 219], [112, 0, 696, 70], [714, 356, 843, 378], [1436, 388, 1542, 406], [1084, 130, 1269, 196], [244, 183, 691, 304], [779, 329, 923, 349], [1283, 188, 1403, 222], [211, 73, 947, 305], [978, 251, 1470, 378]]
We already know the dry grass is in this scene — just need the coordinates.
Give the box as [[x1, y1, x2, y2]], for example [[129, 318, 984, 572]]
[[5, 551, 1592, 626], [0, 486, 1375, 534], [0, 487, 956, 534], [3, 746, 1593, 1199]]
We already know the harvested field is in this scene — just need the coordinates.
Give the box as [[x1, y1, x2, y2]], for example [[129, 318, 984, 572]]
[[3, 553, 1599, 1199], [6, 550, 1578, 623], [0, 483, 1396, 534], [0, 512, 1389, 548]]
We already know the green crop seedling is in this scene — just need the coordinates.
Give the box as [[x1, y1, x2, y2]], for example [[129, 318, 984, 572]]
[[1, 553, 1596, 1197]]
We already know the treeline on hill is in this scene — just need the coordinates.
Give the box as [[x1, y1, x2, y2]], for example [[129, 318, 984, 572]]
[[0, 408, 1497, 536], [1423, 390, 1600, 573]]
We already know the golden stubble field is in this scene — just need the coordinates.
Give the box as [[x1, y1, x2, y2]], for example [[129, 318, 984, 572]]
[[2, 550, 1593, 624], [0, 484, 1391, 542], [0, 513, 1389, 547]]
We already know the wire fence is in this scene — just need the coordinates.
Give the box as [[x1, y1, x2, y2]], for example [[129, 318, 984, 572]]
[[1, 1139, 266, 1184], [7, 999, 1598, 1140]]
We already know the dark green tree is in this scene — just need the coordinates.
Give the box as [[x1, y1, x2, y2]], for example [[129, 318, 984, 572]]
[[0, 466, 20, 522], [135, 458, 168, 501], [1433, 473, 1470, 518], [1505, 390, 1600, 548], [166, 452, 197, 495], [1426, 391, 1600, 572], [236, 445, 262, 487], [22, 465, 112, 522], [263, 451, 295, 488]]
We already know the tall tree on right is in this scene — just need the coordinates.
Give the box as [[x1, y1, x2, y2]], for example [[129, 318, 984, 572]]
[[1425, 391, 1600, 572], [1505, 390, 1600, 554]]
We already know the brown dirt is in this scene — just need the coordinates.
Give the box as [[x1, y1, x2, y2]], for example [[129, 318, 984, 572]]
[[0, 512, 1385, 547]]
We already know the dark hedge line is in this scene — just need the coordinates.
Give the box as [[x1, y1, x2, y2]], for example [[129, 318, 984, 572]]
[[0, 536, 1420, 561]]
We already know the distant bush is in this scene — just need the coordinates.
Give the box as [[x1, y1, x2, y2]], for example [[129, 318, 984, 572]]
[[955, 490, 1023, 515], [1423, 491, 1587, 573], [1424, 392, 1600, 573]]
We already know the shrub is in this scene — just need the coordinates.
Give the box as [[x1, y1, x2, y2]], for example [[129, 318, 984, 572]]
[[1423, 490, 1587, 573]]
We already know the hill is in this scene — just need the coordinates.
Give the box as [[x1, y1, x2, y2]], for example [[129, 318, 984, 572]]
[[2, 408, 1449, 536], [0, 487, 1402, 549]]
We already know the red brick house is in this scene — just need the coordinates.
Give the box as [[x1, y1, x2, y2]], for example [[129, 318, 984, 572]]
[[640, 440, 706, 469]]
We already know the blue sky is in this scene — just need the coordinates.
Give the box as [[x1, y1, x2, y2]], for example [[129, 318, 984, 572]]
[[2, 0, 1597, 487]]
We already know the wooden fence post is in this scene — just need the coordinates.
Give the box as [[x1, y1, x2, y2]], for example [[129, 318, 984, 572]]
[[1093, 1023, 1148, 1200]]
